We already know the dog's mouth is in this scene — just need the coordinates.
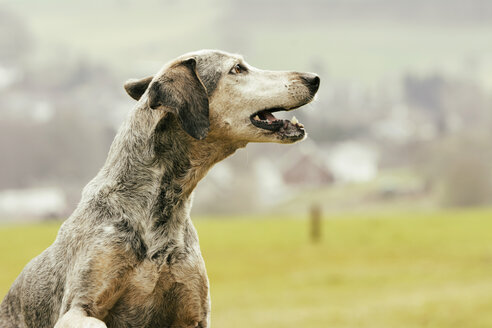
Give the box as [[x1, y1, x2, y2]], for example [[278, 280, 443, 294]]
[[250, 107, 305, 140]]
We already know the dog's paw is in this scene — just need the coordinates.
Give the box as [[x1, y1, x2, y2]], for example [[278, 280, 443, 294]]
[[77, 317, 107, 328], [54, 308, 107, 328]]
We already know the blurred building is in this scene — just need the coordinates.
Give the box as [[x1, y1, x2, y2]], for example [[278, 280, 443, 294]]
[[0, 187, 67, 221]]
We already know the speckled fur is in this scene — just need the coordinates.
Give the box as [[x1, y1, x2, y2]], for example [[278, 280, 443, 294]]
[[0, 50, 319, 328]]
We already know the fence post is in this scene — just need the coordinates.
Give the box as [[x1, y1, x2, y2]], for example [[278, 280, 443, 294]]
[[310, 203, 322, 243]]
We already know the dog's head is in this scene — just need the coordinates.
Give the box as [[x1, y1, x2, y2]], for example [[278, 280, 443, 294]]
[[124, 50, 319, 144]]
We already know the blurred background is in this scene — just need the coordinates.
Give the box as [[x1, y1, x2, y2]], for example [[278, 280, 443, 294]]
[[1, 0, 492, 327]]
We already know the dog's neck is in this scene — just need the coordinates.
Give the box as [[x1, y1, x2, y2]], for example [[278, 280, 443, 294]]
[[152, 112, 243, 197], [87, 104, 244, 235]]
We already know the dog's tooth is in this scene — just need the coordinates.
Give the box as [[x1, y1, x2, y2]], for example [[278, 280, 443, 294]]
[[291, 116, 298, 124], [254, 115, 260, 121], [298, 123, 304, 128]]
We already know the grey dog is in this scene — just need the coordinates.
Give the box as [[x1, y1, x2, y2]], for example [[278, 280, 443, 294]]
[[0, 49, 320, 328]]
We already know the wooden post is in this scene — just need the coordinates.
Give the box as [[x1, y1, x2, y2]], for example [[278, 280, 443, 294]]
[[310, 203, 322, 243]]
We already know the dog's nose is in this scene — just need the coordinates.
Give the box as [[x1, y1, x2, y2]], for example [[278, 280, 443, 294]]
[[300, 73, 320, 95]]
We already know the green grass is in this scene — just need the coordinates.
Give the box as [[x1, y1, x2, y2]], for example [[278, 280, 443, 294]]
[[1, 209, 492, 327]]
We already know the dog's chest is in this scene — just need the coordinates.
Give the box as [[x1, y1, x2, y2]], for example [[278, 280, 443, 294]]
[[105, 250, 209, 328]]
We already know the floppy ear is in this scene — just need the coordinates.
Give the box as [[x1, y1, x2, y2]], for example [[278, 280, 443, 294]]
[[148, 58, 209, 140], [124, 76, 153, 100]]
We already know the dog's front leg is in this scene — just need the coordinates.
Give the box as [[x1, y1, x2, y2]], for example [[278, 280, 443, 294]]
[[54, 307, 107, 328]]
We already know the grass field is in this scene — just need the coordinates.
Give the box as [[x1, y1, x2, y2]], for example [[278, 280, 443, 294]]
[[1, 209, 492, 327]]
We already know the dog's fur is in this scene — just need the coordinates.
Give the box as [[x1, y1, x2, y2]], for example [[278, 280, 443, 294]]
[[0, 50, 319, 328]]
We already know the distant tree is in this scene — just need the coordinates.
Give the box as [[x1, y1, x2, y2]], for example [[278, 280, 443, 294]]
[[404, 73, 492, 139], [404, 74, 448, 136], [439, 137, 492, 207], [413, 136, 492, 207]]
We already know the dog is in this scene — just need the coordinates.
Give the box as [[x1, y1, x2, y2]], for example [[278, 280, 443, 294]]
[[0, 49, 320, 328]]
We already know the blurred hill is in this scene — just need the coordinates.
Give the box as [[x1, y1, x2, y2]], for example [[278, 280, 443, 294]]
[[0, 0, 491, 220]]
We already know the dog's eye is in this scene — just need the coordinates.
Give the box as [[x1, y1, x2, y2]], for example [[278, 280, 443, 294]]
[[230, 64, 245, 74]]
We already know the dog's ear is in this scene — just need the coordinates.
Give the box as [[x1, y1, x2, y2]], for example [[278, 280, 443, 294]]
[[148, 58, 209, 140], [124, 76, 153, 100]]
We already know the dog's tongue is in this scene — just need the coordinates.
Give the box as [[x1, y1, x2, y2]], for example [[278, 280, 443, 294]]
[[264, 111, 277, 122]]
